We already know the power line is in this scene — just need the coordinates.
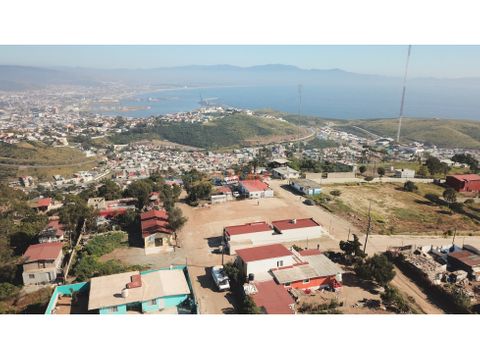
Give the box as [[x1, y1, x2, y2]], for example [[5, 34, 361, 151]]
[[396, 45, 412, 143]]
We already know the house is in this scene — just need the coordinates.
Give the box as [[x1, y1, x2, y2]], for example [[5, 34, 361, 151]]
[[269, 158, 290, 168], [271, 218, 325, 243], [394, 168, 416, 178], [22, 243, 64, 286], [224, 218, 326, 254], [32, 197, 53, 212], [446, 174, 480, 192], [141, 209, 174, 254], [289, 178, 322, 195], [236, 244, 297, 281], [88, 197, 137, 218], [271, 249, 343, 290], [211, 185, 233, 204], [238, 179, 274, 199], [224, 221, 274, 253], [87, 269, 191, 314], [38, 218, 66, 243], [236, 244, 343, 289], [271, 166, 300, 180]]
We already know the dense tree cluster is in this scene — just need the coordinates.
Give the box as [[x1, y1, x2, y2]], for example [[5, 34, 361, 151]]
[[451, 153, 479, 172]]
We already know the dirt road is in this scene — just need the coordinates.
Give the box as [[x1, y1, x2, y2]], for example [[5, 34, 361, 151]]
[[391, 266, 444, 314]]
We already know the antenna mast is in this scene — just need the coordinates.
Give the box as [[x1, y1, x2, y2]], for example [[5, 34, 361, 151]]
[[297, 84, 303, 149], [396, 45, 412, 143]]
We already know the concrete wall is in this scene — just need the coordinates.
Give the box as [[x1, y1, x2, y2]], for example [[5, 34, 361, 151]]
[[275, 227, 325, 242], [23, 269, 57, 286]]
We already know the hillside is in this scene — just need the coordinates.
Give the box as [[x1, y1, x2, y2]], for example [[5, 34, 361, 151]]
[[110, 113, 306, 149], [336, 118, 480, 149], [0, 141, 98, 181]]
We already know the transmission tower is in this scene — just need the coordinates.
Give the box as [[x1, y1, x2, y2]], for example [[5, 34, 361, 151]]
[[396, 45, 412, 143]]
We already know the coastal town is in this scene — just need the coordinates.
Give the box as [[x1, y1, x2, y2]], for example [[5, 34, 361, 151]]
[[2, 84, 480, 316]]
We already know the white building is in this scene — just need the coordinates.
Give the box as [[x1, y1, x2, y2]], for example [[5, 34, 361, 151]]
[[394, 168, 416, 179], [238, 180, 274, 199], [271, 166, 300, 180], [236, 244, 297, 281], [224, 218, 326, 254], [22, 243, 64, 286]]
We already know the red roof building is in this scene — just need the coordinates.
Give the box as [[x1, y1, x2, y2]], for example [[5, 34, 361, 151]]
[[252, 280, 295, 314], [239, 180, 270, 193], [224, 221, 272, 237], [140, 209, 172, 239], [23, 243, 63, 262], [236, 244, 293, 263], [446, 174, 480, 192], [272, 218, 321, 232]]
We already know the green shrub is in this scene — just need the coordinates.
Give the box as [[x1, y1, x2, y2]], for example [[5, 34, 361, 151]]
[[330, 190, 342, 197], [0, 283, 19, 301]]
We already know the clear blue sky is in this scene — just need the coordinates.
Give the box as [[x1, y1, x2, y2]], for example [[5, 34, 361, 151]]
[[0, 45, 479, 78]]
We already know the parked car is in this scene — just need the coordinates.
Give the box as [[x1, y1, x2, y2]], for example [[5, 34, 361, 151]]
[[211, 265, 230, 291], [304, 199, 315, 206], [232, 191, 240, 198]]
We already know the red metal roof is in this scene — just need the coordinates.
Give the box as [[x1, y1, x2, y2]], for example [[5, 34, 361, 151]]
[[272, 218, 321, 231], [141, 209, 168, 221], [252, 280, 295, 314], [141, 209, 172, 237], [36, 198, 52, 208], [99, 208, 128, 218], [298, 249, 322, 256], [448, 174, 480, 181], [236, 244, 292, 262], [224, 221, 272, 236], [23, 243, 63, 262], [448, 250, 480, 267], [239, 180, 270, 192]]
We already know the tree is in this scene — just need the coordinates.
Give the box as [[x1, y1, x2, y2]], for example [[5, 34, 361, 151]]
[[0, 282, 19, 301], [241, 295, 261, 314], [403, 180, 418, 192], [377, 167, 385, 178], [426, 156, 449, 177], [97, 179, 122, 200], [417, 165, 428, 178], [115, 209, 139, 232], [123, 179, 153, 210], [443, 187, 457, 211], [451, 153, 479, 172], [355, 254, 395, 287], [359, 165, 367, 174], [167, 207, 187, 240], [339, 234, 365, 263]]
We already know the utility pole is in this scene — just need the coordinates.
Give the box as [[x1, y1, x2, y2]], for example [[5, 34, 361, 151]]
[[452, 227, 457, 245], [363, 200, 372, 253], [396, 45, 412, 143]]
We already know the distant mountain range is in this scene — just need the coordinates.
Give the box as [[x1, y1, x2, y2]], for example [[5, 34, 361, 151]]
[[3, 63, 480, 91]]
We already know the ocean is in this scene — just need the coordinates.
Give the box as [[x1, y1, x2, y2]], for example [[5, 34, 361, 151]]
[[100, 84, 480, 121]]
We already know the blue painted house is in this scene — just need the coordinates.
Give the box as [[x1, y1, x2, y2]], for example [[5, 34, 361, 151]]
[[45, 267, 195, 314], [289, 179, 322, 196], [88, 269, 191, 314]]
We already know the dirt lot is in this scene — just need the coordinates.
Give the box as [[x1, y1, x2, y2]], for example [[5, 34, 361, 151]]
[[103, 180, 464, 314], [318, 182, 480, 235]]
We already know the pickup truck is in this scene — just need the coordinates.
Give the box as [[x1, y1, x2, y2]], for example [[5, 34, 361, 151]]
[[211, 265, 230, 291]]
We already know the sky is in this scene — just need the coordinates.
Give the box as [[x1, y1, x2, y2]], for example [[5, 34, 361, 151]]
[[0, 45, 479, 78]]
